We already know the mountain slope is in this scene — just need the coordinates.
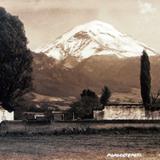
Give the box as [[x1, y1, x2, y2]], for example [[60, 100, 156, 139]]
[[35, 20, 157, 60], [32, 53, 160, 98]]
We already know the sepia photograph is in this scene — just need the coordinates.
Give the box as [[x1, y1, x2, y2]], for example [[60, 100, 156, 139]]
[[0, 0, 159, 159]]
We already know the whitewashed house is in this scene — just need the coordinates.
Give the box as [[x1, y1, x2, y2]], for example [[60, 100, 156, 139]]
[[0, 106, 14, 122]]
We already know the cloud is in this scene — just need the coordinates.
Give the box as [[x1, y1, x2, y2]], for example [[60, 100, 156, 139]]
[[138, 0, 157, 14]]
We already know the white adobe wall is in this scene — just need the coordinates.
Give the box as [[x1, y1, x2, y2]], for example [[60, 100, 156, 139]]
[[94, 105, 146, 120], [103, 106, 146, 120], [0, 109, 14, 122], [94, 105, 160, 120]]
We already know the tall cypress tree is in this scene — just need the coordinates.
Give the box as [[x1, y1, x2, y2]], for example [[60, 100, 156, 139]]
[[140, 50, 151, 107], [100, 86, 111, 108]]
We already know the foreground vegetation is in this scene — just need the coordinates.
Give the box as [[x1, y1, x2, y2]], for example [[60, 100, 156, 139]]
[[0, 131, 159, 160], [1, 127, 160, 136]]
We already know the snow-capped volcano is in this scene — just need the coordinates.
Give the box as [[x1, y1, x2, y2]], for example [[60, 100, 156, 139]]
[[36, 20, 157, 60]]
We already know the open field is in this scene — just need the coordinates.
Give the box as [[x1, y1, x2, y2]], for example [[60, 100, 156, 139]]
[[0, 131, 160, 160]]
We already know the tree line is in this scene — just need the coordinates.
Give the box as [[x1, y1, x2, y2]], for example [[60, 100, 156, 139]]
[[67, 87, 111, 119]]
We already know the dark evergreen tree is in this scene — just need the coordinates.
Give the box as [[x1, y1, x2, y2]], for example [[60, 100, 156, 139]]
[[100, 86, 111, 108], [68, 89, 100, 119], [0, 7, 32, 112], [80, 89, 98, 99], [140, 50, 151, 107]]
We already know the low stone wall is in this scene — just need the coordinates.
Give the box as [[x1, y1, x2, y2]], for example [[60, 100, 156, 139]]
[[1, 120, 160, 135]]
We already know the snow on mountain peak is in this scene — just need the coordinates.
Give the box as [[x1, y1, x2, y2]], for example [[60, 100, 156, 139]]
[[35, 20, 157, 60]]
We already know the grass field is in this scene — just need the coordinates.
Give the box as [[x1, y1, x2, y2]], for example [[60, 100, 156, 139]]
[[0, 131, 159, 160]]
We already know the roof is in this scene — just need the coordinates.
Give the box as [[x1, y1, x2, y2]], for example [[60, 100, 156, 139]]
[[52, 111, 64, 114], [23, 112, 45, 115], [105, 103, 144, 108]]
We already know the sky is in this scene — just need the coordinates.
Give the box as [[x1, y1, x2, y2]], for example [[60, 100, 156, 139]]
[[0, 0, 160, 52]]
